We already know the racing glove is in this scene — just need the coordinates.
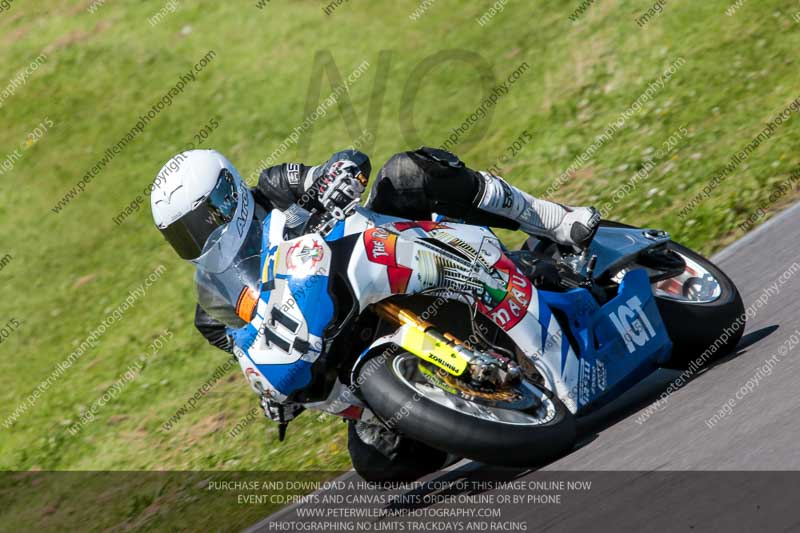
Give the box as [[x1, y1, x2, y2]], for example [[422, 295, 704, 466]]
[[306, 160, 368, 220], [261, 397, 305, 423]]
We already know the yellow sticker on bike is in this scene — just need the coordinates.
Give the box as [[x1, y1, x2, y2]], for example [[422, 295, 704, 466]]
[[400, 325, 469, 376]]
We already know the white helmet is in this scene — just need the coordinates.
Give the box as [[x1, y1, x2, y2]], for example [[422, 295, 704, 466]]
[[151, 150, 254, 273]]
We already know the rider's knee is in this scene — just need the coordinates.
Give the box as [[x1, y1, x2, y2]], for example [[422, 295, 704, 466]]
[[411, 147, 483, 212], [368, 147, 483, 218], [375, 151, 426, 186], [366, 151, 429, 217]]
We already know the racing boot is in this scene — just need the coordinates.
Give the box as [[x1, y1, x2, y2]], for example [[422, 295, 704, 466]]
[[475, 172, 600, 249]]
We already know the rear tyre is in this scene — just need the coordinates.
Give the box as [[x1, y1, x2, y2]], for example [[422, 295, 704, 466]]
[[358, 352, 576, 467], [652, 241, 745, 369], [598, 221, 745, 369]]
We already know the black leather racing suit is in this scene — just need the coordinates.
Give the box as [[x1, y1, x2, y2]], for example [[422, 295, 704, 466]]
[[194, 146, 516, 352], [195, 146, 564, 481]]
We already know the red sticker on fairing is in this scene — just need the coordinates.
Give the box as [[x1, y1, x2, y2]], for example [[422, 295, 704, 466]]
[[336, 405, 364, 421], [286, 238, 324, 271], [392, 221, 449, 233], [363, 227, 412, 293], [477, 253, 533, 331]]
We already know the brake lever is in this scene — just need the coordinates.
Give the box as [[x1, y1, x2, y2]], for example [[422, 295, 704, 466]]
[[307, 211, 338, 236]]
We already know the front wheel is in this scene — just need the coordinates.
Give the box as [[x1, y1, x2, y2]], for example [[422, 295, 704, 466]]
[[358, 352, 576, 467]]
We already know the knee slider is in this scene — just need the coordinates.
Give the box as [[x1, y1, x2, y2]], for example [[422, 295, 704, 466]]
[[407, 147, 470, 183], [408, 147, 481, 208], [413, 146, 465, 169]]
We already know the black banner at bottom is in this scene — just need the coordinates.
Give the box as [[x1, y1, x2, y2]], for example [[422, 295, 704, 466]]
[[2, 470, 799, 532]]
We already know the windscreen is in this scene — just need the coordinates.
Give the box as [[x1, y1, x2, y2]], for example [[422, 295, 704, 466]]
[[195, 214, 263, 327]]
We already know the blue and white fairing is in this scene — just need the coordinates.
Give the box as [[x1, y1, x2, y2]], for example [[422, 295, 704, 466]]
[[228, 209, 335, 403], [533, 269, 672, 411], [225, 208, 401, 418], [229, 206, 672, 416], [336, 209, 673, 414]]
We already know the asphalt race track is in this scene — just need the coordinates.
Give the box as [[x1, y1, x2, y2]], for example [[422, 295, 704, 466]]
[[549, 203, 800, 471], [248, 202, 800, 532]]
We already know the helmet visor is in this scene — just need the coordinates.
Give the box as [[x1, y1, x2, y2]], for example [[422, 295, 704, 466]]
[[158, 169, 239, 260]]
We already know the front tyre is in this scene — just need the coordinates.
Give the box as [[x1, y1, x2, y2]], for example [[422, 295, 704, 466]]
[[358, 352, 576, 467]]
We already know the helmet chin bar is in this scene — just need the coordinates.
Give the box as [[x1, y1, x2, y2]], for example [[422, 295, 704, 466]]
[[193, 182, 255, 274], [151, 150, 252, 265]]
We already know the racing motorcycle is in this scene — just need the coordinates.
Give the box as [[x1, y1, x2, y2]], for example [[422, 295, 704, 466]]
[[221, 203, 744, 467]]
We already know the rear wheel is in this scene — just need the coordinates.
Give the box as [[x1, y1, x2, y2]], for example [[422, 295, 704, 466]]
[[651, 241, 745, 368], [358, 352, 576, 467], [599, 221, 745, 368]]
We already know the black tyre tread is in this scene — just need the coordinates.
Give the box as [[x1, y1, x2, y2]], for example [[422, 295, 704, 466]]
[[598, 221, 745, 368], [359, 353, 576, 467], [654, 242, 745, 368]]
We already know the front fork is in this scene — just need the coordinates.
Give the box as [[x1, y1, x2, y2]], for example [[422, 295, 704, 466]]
[[371, 302, 521, 388]]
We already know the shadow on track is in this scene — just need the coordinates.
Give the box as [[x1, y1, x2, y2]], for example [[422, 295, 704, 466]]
[[375, 324, 781, 504]]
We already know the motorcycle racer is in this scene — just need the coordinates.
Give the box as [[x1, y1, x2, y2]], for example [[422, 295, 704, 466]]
[[150, 146, 599, 479]]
